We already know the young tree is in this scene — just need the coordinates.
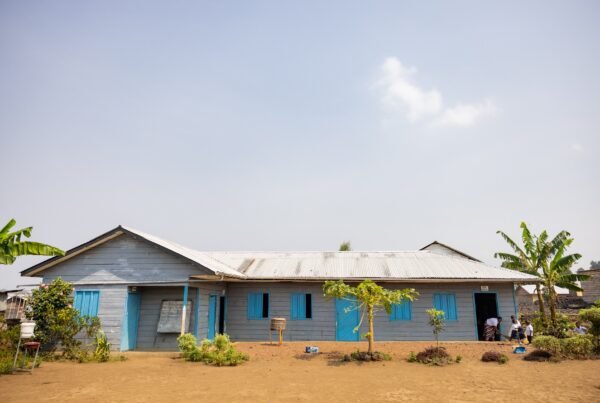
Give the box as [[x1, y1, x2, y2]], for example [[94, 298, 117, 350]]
[[426, 308, 445, 350], [323, 280, 418, 354], [338, 241, 352, 251], [0, 219, 64, 264]]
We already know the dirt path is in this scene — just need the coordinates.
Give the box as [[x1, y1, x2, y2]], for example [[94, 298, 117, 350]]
[[1, 342, 599, 402]]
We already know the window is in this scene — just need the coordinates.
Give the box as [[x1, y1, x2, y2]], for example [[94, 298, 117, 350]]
[[291, 293, 312, 320], [390, 300, 412, 321], [248, 292, 269, 320], [74, 290, 100, 317], [433, 293, 457, 320]]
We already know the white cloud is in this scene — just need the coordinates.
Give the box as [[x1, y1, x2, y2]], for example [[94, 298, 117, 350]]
[[434, 99, 498, 127], [374, 57, 498, 128]]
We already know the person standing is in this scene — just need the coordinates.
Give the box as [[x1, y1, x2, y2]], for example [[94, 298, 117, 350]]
[[484, 316, 502, 341], [525, 320, 534, 344], [509, 315, 523, 341]]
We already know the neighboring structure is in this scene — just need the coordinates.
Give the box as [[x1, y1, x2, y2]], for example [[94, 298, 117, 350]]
[[580, 268, 600, 305], [22, 226, 539, 351], [0, 289, 30, 323], [0, 289, 22, 314]]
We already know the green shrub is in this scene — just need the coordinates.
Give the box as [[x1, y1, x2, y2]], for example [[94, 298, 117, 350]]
[[407, 351, 417, 362], [532, 312, 572, 338], [27, 278, 101, 358], [455, 355, 462, 363], [561, 335, 594, 358], [177, 333, 197, 357], [532, 335, 562, 355], [177, 333, 249, 366], [579, 307, 600, 353], [94, 331, 111, 362], [0, 358, 12, 375], [498, 355, 509, 364]]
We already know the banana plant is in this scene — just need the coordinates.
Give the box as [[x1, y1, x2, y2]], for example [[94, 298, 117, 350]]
[[0, 219, 65, 264]]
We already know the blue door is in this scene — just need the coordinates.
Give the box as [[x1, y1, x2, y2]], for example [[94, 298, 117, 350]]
[[207, 295, 217, 340], [120, 291, 141, 351], [336, 297, 360, 341]]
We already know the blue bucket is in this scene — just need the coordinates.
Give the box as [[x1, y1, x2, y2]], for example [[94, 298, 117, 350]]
[[513, 346, 526, 354]]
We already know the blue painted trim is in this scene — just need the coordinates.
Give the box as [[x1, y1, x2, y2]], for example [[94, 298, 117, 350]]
[[207, 294, 218, 339], [120, 292, 130, 351], [472, 291, 499, 341], [290, 293, 312, 320], [389, 300, 412, 321], [222, 295, 228, 334], [194, 288, 200, 339]]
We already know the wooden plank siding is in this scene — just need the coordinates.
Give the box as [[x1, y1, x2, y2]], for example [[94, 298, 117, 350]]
[[225, 282, 517, 342]]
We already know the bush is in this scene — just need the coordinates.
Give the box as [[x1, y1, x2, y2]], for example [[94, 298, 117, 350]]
[[481, 351, 509, 364], [407, 351, 417, 362], [561, 335, 594, 358], [455, 355, 462, 363], [347, 350, 391, 362], [532, 335, 562, 355], [27, 278, 101, 358], [94, 331, 111, 362], [532, 312, 572, 338], [415, 346, 452, 366], [177, 333, 197, 358], [579, 306, 600, 353], [177, 333, 249, 366]]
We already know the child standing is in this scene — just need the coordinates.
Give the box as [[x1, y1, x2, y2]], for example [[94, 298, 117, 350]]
[[525, 320, 533, 344]]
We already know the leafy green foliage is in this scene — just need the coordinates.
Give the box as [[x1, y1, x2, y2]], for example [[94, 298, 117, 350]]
[[455, 355, 462, 363], [0, 219, 64, 264], [495, 222, 587, 326], [94, 331, 111, 362], [177, 333, 249, 366], [426, 308, 445, 349], [338, 241, 352, 251], [407, 351, 417, 362], [532, 311, 572, 338], [26, 278, 101, 359], [323, 280, 418, 354], [579, 306, 600, 353], [177, 333, 197, 358], [532, 335, 562, 355], [561, 335, 594, 358]]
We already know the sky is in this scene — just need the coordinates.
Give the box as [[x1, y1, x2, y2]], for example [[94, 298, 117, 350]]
[[1, 1, 599, 289]]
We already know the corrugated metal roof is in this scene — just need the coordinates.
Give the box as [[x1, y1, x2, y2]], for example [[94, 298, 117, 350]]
[[21, 225, 539, 283], [203, 251, 538, 282]]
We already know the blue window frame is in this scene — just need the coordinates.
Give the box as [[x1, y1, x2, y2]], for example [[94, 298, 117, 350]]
[[291, 293, 312, 320], [74, 290, 100, 317], [248, 292, 269, 320], [390, 300, 412, 321], [433, 293, 457, 320]]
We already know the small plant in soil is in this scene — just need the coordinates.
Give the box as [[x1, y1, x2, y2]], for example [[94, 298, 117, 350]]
[[343, 350, 391, 362], [177, 333, 249, 366], [481, 351, 509, 364], [415, 346, 452, 365], [410, 308, 454, 365], [407, 351, 417, 362]]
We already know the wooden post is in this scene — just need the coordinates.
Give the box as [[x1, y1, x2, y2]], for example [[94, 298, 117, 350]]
[[279, 329, 283, 345], [180, 285, 189, 335]]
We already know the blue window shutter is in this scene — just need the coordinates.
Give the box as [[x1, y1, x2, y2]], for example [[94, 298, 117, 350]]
[[74, 291, 100, 317], [447, 294, 457, 320], [248, 293, 264, 320], [291, 293, 306, 320], [391, 301, 412, 320], [433, 293, 457, 320]]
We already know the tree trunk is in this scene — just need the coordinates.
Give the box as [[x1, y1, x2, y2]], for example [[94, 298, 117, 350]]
[[548, 286, 557, 325], [367, 305, 374, 354], [535, 283, 546, 323]]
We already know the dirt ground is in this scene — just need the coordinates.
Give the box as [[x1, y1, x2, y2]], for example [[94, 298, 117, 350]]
[[1, 341, 599, 402]]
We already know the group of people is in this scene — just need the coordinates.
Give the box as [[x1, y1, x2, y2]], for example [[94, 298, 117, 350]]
[[483, 315, 588, 343], [483, 315, 534, 343]]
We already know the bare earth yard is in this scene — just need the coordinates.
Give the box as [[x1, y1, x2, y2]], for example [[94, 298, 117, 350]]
[[1, 341, 599, 402]]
